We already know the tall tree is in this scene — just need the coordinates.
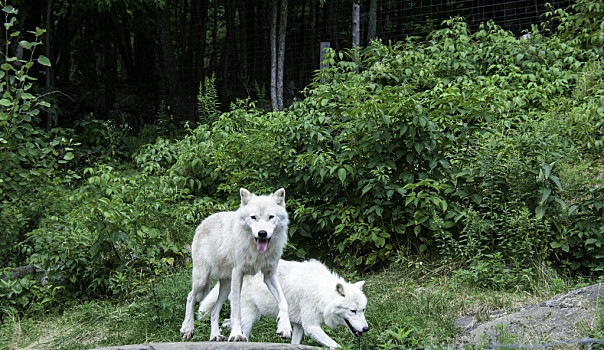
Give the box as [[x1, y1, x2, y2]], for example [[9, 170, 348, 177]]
[[270, 0, 288, 111], [270, 0, 278, 111], [367, 0, 377, 44], [156, 7, 189, 120], [276, 0, 288, 111]]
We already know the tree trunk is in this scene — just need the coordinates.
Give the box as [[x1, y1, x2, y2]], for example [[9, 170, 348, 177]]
[[367, 0, 377, 44], [156, 9, 188, 121], [323, 0, 339, 50], [221, 0, 236, 103], [238, 1, 249, 96], [210, 0, 219, 76], [270, 0, 278, 111], [45, 0, 56, 131], [352, 3, 360, 48], [276, 0, 288, 111]]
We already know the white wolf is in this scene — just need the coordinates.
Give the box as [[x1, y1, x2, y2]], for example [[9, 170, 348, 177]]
[[198, 259, 370, 348], [180, 188, 292, 342]]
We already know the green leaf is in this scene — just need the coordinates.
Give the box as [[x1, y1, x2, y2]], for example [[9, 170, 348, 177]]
[[337, 168, 346, 184], [0, 99, 12, 106], [361, 183, 373, 196], [535, 205, 546, 220], [18, 40, 33, 50], [63, 152, 74, 161], [550, 175, 563, 191], [585, 238, 600, 247], [539, 188, 551, 205], [4, 16, 16, 30], [3, 5, 18, 14], [543, 163, 552, 179], [568, 205, 578, 216], [37, 55, 51, 67], [34, 27, 46, 37]]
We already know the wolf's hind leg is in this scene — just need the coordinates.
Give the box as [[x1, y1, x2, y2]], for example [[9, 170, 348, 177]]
[[198, 283, 220, 320], [209, 278, 230, 341], [240, 304, 261, 339], [180, 266, 211, 341], [291, 324, 304, 344]]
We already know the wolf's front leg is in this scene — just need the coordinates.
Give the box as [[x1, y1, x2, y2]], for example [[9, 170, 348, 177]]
[[305, 324, 340, 348], [263, 271, 292, 339], [228, 268, 248, 342]]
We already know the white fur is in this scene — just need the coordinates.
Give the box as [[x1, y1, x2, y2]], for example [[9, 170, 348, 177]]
[[180, 188, 292, 342], [198, 259, 369, 348]]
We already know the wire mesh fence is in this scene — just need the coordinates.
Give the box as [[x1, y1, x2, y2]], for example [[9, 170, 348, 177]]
[[227, 0, 576, 104]]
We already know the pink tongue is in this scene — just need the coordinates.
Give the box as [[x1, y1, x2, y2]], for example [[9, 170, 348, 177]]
[[256, 239, 269, 254]]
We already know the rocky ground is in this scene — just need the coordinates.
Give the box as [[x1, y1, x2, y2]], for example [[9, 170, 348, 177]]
[[455, 283, 604, 348]]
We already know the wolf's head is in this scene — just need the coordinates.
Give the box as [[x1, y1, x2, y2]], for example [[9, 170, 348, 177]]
[[239, 188, 289, 254], [331, 280, 370, 337]]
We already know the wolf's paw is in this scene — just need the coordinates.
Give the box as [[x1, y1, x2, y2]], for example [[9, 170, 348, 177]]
[[180, 324, 194, 341], [228, 332, 248, 342], [276, 317, 292, 339], [209, 334, 227, 342], [180, 329, 194, 342]]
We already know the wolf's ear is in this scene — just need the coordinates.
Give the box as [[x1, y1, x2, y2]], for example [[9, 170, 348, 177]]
[[272, 188, 286, 207], [240, 188, 253, 206], [336, 283, 346, 297], [354, 281, 365, 291]]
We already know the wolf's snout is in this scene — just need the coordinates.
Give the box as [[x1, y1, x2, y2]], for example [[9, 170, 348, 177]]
[[363, 326, 370, 333], [258, 230, 268, 238]]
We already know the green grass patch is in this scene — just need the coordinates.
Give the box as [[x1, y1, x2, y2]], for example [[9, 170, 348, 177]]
[[2, 262, 589, 350]]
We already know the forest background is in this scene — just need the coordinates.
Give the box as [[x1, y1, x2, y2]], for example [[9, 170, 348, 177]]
[[0, 0, 603, 348]]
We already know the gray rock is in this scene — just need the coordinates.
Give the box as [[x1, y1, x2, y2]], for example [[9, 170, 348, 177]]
[[457, 283, 604, 347]]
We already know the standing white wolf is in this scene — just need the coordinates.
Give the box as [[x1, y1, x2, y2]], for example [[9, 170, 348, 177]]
[[180, 188, 292, 342], [198, 259, 370, 348]]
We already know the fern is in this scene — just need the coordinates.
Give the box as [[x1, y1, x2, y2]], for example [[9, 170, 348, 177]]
[[197, 74, 220, 125]]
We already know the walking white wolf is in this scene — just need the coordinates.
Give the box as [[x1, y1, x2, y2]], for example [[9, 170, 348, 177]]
[[198, 259, 370, 348], [180, 188, 292, 342]]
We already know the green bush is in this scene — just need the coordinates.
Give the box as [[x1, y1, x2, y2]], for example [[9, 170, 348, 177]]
[[15, 166, 195, 308], [0, 4, 77, 267], [129, 8, 603, 275]]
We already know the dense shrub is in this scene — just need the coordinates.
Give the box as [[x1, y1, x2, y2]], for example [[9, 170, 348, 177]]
[[0, 4, 77, 268], [128, 9, 603, 276]]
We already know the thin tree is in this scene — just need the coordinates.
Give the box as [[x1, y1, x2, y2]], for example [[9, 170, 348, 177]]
[[270, 0, 278, 111], [271, 0, 288, 111], [367, 0, 377, 44]]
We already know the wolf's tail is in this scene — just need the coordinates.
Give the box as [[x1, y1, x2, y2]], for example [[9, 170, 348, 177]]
[[197, 283, 220, 321]]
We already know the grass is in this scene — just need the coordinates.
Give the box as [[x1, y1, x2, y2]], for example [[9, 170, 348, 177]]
[[0, 262, 597, 350]]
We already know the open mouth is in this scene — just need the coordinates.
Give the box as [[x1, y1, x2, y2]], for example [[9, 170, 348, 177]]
[[345, 319, 363, 337], [255, 237, 271, 254]]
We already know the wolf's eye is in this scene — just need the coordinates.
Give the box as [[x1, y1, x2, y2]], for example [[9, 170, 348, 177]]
[[351, 309, 357, 314], [269, 215, 274, 220], [251, 215, 257, 220]]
